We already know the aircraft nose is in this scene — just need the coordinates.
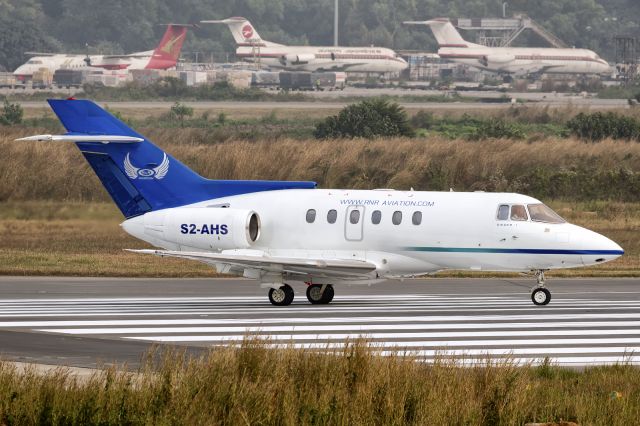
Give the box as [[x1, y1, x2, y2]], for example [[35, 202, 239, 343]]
[[578, 228, 624, 266]]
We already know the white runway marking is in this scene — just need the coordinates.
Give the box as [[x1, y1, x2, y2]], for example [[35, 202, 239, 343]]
[[2, 293, 640, 366]]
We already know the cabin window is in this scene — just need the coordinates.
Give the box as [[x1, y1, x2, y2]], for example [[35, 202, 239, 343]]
[[350, 209, 361, 224], [510, 205, 528, 221], [392, 211, 402, 225], [527, 204, 565, 224], [306, 209, 316, 223], [371, 210, 382, 225], [412, 211, 422, 225], [497, 205, 509, 220], [327, 209, 337, 224]]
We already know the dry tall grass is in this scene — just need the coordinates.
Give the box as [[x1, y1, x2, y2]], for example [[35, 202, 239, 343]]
[[1, 342, 639, 425], [2, 127, 640, 202]]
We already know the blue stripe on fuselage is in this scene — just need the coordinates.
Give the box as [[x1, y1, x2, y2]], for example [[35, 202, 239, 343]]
[[404, 247, 624, 255]]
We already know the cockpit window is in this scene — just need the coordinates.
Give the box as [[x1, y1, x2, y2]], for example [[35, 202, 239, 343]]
[[27, 59, 43, 64], [497, 205, 509, 220], [527, 204, 565, 224], [510, 205, 528, 221]]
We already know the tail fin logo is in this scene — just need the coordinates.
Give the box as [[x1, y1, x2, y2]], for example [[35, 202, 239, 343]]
[[124, 153, 170, 180], [160, 33, 186, 55], [242, 24, 254, 39]]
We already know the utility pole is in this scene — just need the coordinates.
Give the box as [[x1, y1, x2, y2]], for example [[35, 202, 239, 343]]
[[334, 0, 339, 46]]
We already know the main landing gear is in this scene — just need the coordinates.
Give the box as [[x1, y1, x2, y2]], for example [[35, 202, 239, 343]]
[[531, 270, 551, 306], [266, 283, 335, 306], [268, 284, 295, 306], [306, 284, 334, 305]]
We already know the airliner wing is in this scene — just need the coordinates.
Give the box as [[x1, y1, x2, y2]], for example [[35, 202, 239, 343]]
[[24, 52, 58, 57], [128, 249, 377, 278], [99, 54, 150, 59]]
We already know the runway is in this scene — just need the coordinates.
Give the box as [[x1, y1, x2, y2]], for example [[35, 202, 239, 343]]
[[0, 276, 639, 368], [15, 91, 630, 111]]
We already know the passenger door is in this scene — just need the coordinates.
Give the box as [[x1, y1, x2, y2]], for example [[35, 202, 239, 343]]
[[345, 205, 365, 241]]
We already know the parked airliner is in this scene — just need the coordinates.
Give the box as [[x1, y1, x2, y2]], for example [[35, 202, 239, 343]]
[[13, 25, 193, 82], [17, 100, 623, 306], [201, 17, 408, 74], [404, 18, 610, 77]]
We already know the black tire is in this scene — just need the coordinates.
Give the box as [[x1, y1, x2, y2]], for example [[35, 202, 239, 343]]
[[320, 285, 334, 304], [531, 287, 551, 306], [268, 284, 294, 306], [306, 284, 334, 304], [306, 284, 323, 304]]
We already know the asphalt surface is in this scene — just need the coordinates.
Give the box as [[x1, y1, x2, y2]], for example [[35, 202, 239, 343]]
[[0, 276, 639, 368], [14, 89, 629, 110]]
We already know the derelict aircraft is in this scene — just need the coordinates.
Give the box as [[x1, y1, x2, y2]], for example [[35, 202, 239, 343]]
[[18, 100, 623, 306], [404, 18, 611, 77], [13, 24, 193, 82], [201, 17, 408, 74]]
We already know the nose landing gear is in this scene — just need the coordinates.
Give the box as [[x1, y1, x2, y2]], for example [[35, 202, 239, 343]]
[[531, 270, 551, 306]]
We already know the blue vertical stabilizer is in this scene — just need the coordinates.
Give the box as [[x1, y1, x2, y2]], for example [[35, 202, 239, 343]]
[[47, 99, 316, 218]]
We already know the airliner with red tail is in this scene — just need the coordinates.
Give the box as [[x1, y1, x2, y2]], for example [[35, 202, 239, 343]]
[[14, 24, 194, 82]]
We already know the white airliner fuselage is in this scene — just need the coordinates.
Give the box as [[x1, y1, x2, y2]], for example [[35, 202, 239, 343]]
[[202, 17, 408, 74], [405, 18, 610, 77], [234, 45, 408, 73], [14, 53, 155, 80]]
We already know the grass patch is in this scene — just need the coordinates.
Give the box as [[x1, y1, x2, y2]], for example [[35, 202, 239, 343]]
[[1, 343, 639, 425]]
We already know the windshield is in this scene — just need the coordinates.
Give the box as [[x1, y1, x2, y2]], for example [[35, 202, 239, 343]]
[[527, 204, 565, 224]]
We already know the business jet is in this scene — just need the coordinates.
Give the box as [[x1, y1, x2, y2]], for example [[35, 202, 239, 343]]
[[17, 99, 623, 307], [201, 17, 408, 74], [404, 18, 610, 77], [13, 24, 193, 82]]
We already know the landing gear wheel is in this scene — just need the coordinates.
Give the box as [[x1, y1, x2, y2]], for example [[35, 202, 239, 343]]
[[268, 284, 294, 306], [306, 284, 334, 304], [531, 287, 551, 306]]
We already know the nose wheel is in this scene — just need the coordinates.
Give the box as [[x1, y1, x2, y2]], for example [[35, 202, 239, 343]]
[[306, 284, 334, 304], [268, 284, 294, 306], [531, 270, 551, 306]]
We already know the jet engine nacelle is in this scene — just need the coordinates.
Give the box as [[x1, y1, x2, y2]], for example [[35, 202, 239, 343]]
[[480, 54, 515, 69], [138, 207, 261, 251], [280, 53, 316, 66]]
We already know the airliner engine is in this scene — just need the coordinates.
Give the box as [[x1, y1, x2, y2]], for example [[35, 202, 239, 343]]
[[125, 208, 261, 251], [280, 53, 315, 66]]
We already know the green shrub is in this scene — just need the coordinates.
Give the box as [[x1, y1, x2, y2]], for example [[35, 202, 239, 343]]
[[0, 100, 23, 125], [471, 119, 526, 140], [567, 112, 640, 141], [314, 99, 414, 139]]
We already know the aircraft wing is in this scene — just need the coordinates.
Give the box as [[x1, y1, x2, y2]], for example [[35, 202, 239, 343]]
[[128, 249, 377, 278], [99, 54, 150, 59], [24, 52, 58, 57]]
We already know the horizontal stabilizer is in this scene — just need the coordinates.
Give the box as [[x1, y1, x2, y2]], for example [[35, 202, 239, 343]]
[[16, 134, 144, 143]]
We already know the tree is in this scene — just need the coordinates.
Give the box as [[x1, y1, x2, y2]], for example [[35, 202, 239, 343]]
[[0, 100, 23, 125], [170, 101, 194, 127]]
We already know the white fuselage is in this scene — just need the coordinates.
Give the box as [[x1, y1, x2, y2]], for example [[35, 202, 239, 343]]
[[122, 189, 622, 282], [236, 45, 408, 73], [438, 45, 611, 76], [13, 51, 156, 80]]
